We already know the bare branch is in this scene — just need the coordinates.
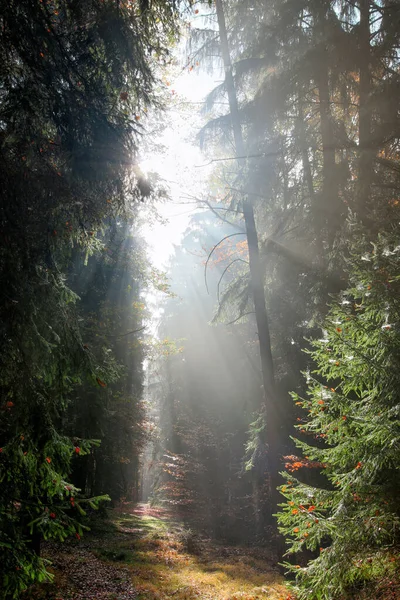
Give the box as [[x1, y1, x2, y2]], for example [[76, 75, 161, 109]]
[[226, 311, 255, 326], [204, 233, 246, 294], [203, 199, 245, 229], [195, 150, 281, 168], [178, 193, 244, 215], [217, 258, 249, 304], [100, 326, 146, 339]]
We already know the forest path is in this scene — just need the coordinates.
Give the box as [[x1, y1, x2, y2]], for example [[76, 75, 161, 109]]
[[31, 502, 289, 600]]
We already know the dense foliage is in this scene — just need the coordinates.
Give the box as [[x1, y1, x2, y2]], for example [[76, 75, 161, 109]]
[[2, 0, 400, 598], [66, 221, 148, 502], [150, 0, 400, 597], [0, 0, 177, 596], [278, 230, 400, 599]]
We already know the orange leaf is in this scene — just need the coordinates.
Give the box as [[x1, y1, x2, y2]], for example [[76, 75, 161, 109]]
[[96, 377, 107, 388]]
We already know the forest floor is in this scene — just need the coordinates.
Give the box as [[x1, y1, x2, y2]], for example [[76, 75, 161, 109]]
[[27, 502, 289, 600]]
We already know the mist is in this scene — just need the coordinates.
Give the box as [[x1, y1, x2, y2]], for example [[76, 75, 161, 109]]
[[1, 1, 400, 599]]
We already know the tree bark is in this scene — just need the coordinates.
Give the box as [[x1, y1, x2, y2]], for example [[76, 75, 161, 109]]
[[316, 51, 340, 247], [297, 95, 325, 269], [357, 0, 373, 220], [215, 0, 281, 524]]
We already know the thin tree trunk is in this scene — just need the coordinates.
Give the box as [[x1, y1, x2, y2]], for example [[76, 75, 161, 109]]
[[357, 0, 372, 220], [134, 459, 140, 502], [215, 0, 281, 523], [297, 96, 325, 268], [298, 118, 315, 207], [316, 52, 339, 247]]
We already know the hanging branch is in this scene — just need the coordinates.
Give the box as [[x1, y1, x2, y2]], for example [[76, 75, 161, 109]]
[[226, 311, 255, 326], [195, 149, 281, 168], [88, 326, 146, 340], [217, 258, 249, 304], [204, 200, 245, 229], [204, 232, 246, 293], [178, 193, 244, 215]]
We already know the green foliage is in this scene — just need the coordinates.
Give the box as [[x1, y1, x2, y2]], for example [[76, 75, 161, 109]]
[[277, 231, 400, 599], [244, 414, 266, 472], [0, 0, 178, 596], [66, 221, 148, 502], [0, 427, 109, 597]]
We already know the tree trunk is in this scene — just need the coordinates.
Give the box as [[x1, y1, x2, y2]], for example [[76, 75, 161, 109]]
[[297, 96, 325, 268], [316, 51, 340, 247], [357, 0, 373, 220], [215, 0, 281, 525]]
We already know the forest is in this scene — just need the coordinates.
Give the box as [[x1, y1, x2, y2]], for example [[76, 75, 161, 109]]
[[0, 1, 400, 599]]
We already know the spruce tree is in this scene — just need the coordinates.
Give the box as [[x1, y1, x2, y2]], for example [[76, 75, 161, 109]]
[[277, 227, 400, 599], [0, 1, 178, 596]]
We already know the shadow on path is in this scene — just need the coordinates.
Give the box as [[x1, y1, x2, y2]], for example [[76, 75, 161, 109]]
[[25, 503, 288, 600]]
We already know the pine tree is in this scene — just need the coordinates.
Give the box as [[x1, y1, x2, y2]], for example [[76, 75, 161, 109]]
[[191, 1, 400, 543], [0, 0, 178, 596], [277, 225, 400, 599], [65, 220, 147, 502]]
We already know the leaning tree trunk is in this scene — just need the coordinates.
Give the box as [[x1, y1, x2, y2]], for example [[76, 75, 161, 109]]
[[215, 0, 281, 529]]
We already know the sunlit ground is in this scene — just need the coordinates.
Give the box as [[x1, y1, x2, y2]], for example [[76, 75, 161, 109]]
[[103, 504, 287, 600], [48, 503, 288, 600], [29, 503, 288, 600]]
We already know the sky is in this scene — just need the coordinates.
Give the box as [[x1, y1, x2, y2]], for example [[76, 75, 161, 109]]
[[139, 53, 217, 270], [137, 6, 224, 345], [138, 62, 218, 341]]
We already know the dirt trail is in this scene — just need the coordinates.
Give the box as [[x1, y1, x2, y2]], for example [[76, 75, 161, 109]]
[[28, 503, 288, 600]]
